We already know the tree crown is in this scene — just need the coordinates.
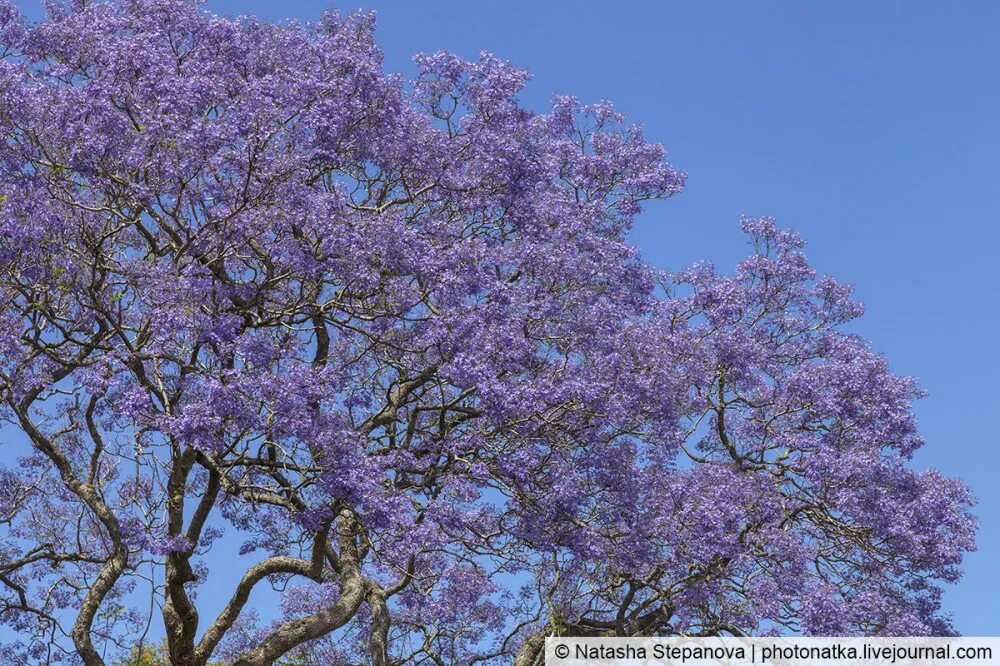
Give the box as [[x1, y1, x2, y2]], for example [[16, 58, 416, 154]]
[[0, 1, 976, 664]]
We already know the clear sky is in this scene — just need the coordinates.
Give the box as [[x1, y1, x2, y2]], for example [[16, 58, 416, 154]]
[[11, 0, 1000, 637]]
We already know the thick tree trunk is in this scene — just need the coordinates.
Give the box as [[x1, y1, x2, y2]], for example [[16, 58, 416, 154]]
[[512, 631, 546, 666]]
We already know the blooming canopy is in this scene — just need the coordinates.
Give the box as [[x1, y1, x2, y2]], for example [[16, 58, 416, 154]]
[[0, 1, 976, 665]]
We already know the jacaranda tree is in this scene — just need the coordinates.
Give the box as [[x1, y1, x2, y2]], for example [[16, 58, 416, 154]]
[[0, 1, 977, 664]]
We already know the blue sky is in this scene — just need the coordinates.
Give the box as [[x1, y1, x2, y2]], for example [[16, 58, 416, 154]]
[[11, 0, 1000, 637]]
